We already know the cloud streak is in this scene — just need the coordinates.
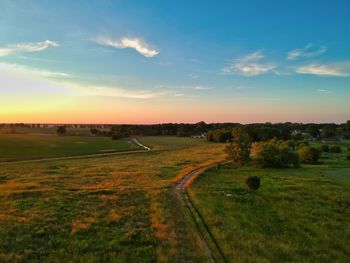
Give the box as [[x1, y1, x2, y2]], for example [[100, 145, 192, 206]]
[[96, 37, 159, 58], [0, 62, 163, 99], [222, 51, 276, 76], [287, 44, 327, 60], [0, 40, 59, 56], [296, 64, 349, 77]]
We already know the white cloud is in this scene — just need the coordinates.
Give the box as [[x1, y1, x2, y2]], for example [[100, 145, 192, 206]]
[[0, 62, 162, 99], [79, 85, 163, 99], [317, 89, 332, 94], [156, 84, 211, 91], [287, 44, 327, 60], [174, 93, 185, 97], [188, 73, 199, 79], [96, 37, 159, 58], [296, 64, 349, 77], [0, 40, 59, 56], [0, 48, 13, 56], [0, 63, 70, 79], [222, 51, 276, 76]]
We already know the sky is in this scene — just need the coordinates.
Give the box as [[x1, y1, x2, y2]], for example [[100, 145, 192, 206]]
[[0, 0, 349, 124]]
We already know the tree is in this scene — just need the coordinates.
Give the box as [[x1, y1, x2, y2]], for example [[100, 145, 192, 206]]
[[298, 146, 321, 164], [306, 124, 320, 138], [321, 125, 336, 138], [251, 140, 300, 168], [56, 126, 66, 136], [225, 127, 251, 166], [246, 176, 261, 191]]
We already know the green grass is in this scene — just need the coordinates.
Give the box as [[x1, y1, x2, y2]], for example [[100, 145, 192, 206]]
[[0, 136, 225, 262], [189, 141, 350, 262], [0, 134, 139, 161]]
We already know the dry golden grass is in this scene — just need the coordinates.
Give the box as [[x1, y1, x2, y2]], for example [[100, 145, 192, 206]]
[[0, 136, 225, 262]]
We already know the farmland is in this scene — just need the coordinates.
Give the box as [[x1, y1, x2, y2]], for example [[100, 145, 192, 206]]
[[0, 136, 225, 262], [0, 134, 138, 162], [188, 141, 350, 262], [0, 132, 349, 262]]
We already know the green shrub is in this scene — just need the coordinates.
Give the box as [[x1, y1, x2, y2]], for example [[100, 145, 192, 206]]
[[320, 144, 330, 152], [330, 146, 342, 153], [246, 176, 261, 191], [346, 154, 350, 161], [251, 140, 300, 168], [298, 146, 321, 164]]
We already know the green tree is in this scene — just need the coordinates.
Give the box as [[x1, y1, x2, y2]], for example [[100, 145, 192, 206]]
[[56, 126, 66, 136], [298, 146, 321, 164], [225, 127, 251, 166]]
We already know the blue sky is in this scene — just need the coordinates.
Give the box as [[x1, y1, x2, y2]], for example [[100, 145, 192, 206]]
[[0, 0, 349, 123]]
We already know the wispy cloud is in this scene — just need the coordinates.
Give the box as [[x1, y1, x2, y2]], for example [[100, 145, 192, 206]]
[[0, 63, 70, 79], [222, 51, 276, 76], [0, 62, 163, 99], [296, 64, 349, 77], [317, 89, 332, 94], [0, 40, 59, 56], [188, 73, 199, 79], [80, 86, 163, 99], [287, 44, 327, 60], [96, 37, 159, 58], [156, 84, 211, 91]]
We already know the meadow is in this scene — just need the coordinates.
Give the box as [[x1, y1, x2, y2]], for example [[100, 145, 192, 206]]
[[0, 134, 138, 162], [188, 141, 350, 262], [0, 136, 225, 262]]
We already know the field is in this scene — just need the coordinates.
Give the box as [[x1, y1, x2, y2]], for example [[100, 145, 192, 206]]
[[188, 141, 350, 262], [0, 136, 225, 262], [0, 134, 138, 162], [1, 134, 349, 262]]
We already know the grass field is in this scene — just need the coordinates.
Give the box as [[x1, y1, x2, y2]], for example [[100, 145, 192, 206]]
[[0, 136, 225, 262], [188, 141, 350, 262], [0, 134, 139, 161]]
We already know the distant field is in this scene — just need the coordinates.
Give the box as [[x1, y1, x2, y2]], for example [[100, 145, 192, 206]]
[[0, 134, 138, 161], [189, 140, 350, 262], [0, 136, 225, 262], [0, 127, 110, 136]]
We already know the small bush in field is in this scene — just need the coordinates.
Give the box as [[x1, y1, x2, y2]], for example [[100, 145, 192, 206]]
[[348, 147, 350, 152], [330, 146, 342, 153], [320, 145, 330, 152], [298, 146, 321, 164], [346, 154, 350, 161], [246, 176, 261, 191]]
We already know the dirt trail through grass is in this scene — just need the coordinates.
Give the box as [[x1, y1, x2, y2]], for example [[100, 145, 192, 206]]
[[175, 163, 228, 263]]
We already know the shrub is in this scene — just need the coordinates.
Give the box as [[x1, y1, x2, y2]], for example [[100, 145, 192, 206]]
[[330, 146, 342, 153], [298, 146, 321, 164], [320, 144, 330, 152], [347, 147, 350, 152], [251, 140, 300, 168], [347, 154, 350, 161], [246, 176, 261, 191]]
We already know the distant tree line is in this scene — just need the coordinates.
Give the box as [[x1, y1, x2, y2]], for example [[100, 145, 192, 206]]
[[207, 121, 350, 143], [2, 121, 350, 141]]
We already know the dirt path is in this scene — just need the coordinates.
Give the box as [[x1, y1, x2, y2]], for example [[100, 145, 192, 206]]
[[132, 138, 151, 151], [175, 163, 227, 263]]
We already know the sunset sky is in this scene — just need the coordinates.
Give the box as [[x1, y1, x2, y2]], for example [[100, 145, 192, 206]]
[[1, 0, 349, 124]]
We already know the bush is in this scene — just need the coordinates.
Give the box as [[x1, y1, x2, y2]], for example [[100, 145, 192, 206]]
[[347, 147, 350, 152], [251, 140, 300, 168], [246, 176, 261, 191], [346, 154, 350, 161], [320, 144, 330, 152], [298, 146, 321, 164], [330, 146, 342, 153]]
